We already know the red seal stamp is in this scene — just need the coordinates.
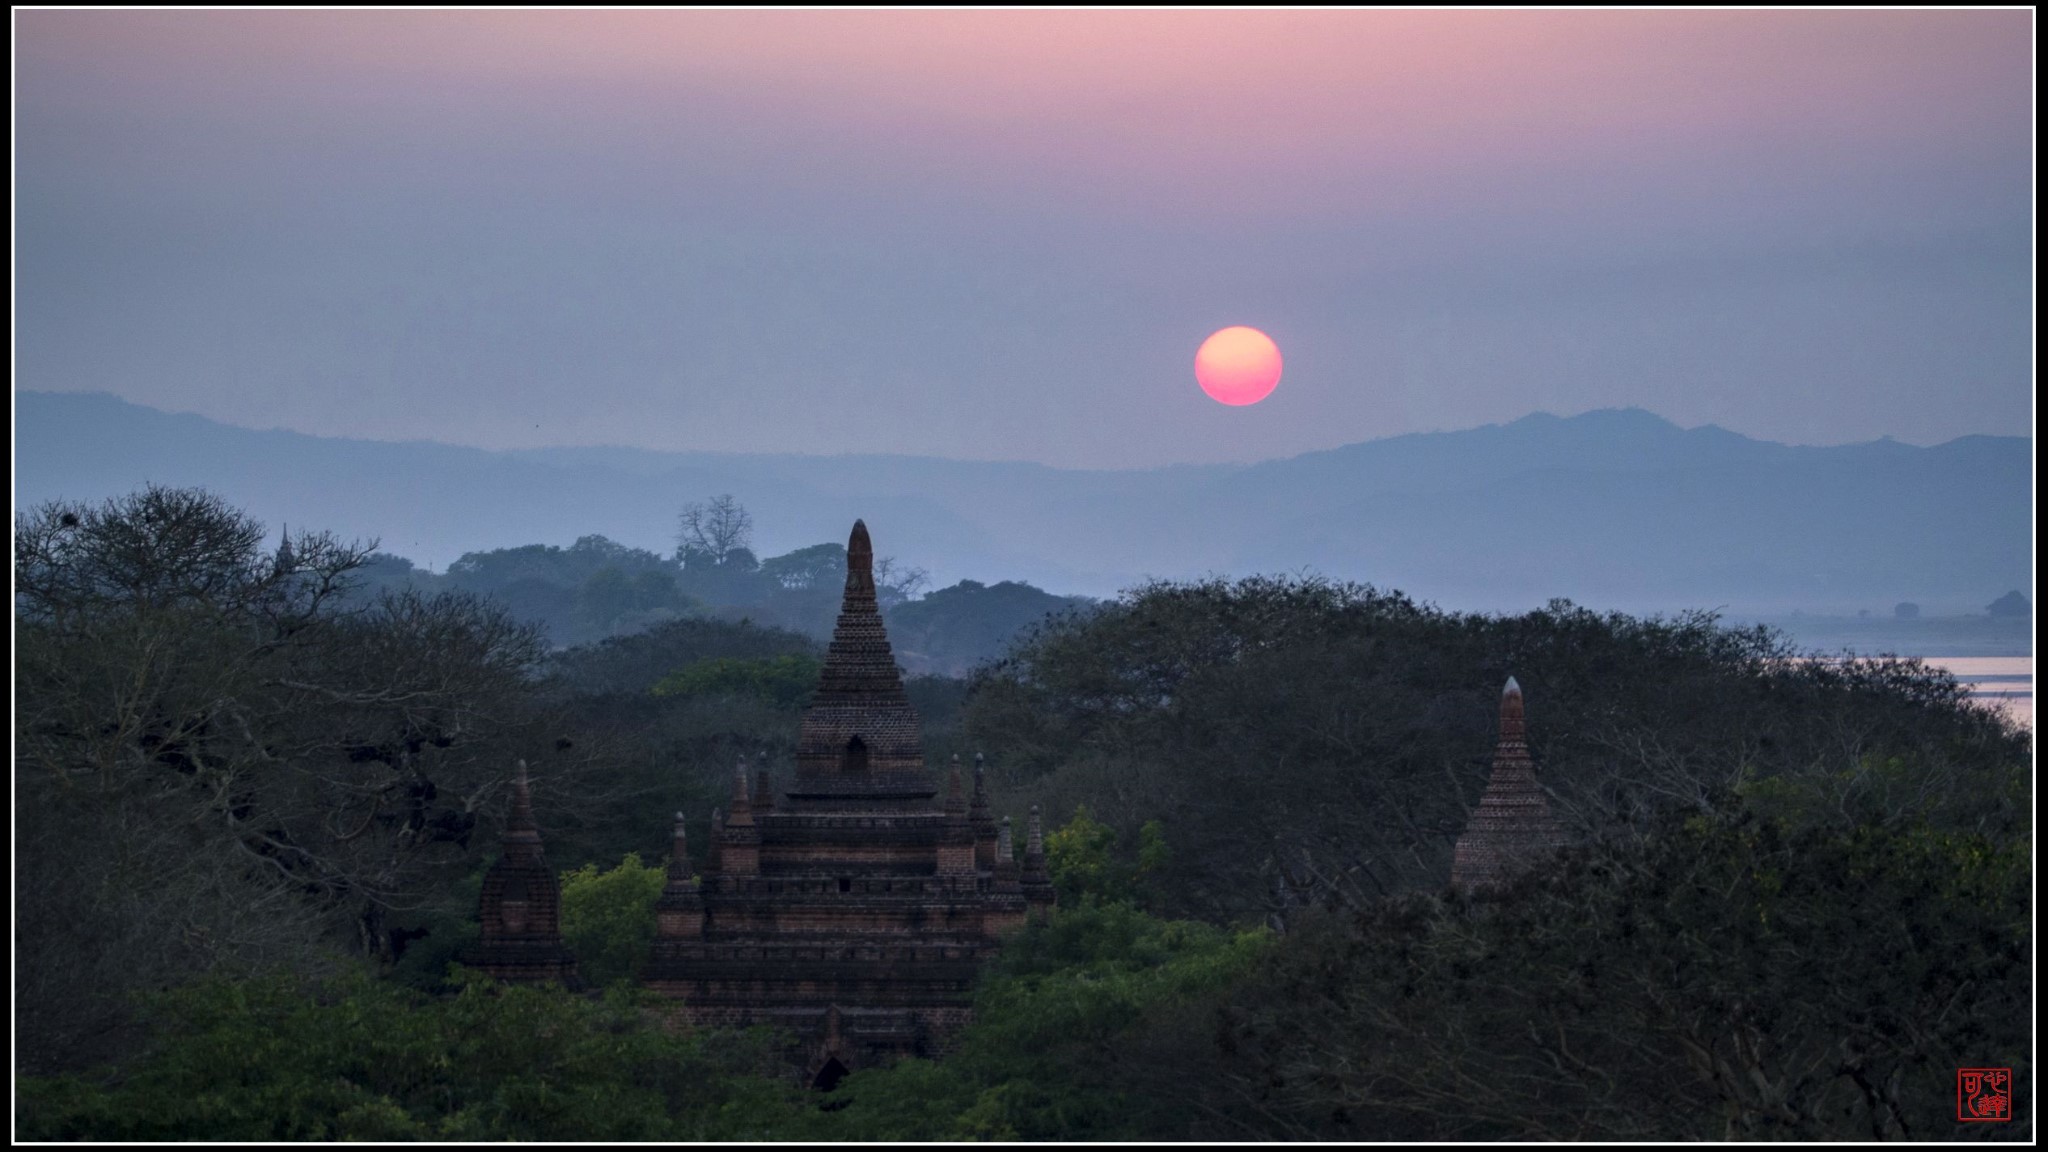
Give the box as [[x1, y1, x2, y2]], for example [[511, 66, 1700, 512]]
[[1957, 1067, 2012, 1122]]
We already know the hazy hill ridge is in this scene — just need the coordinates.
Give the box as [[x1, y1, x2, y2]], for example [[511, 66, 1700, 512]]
[[15, 391, 2029, 613]]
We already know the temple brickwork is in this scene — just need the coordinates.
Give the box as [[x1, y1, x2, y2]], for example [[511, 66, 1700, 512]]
[[461, 762, 581, 986], [1450, 677, 1567, 890], [643, 520, 1049, 1082]]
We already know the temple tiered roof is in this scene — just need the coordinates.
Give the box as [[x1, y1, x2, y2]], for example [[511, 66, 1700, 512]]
[[646, 519, 1047, 1081]]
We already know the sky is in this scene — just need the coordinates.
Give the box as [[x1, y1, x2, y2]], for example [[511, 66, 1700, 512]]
[[13, 9, 2035, 469]]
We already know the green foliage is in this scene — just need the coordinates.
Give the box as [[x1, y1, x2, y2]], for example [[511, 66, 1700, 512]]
[[885, 578, 1095, 677], [546, 616, 817, 697], [558, 854, 667, 987], [576, 566, 696, 639], [758, 542, 846, 591], [1040, 809, 1176, 907], [968, 576, 2028, 925], [14, 970, 803, 1142], [436, 535, 692, 647], [782, 900, 1272, 1141], [1213, 808, 2033, 1140], [1043, 805, 1128, 905], [13, 486, 553, 1075], [650, 654, 824, 709]]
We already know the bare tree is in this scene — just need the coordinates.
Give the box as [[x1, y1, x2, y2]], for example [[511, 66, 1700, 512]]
[[15, 486, 551, 1073], [674, 495, 753, 568], [872, 556, 930, 607]]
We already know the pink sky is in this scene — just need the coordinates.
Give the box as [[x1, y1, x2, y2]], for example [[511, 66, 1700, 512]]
[[14, 10, 2034, 465], [24, 9, 2025, 218]]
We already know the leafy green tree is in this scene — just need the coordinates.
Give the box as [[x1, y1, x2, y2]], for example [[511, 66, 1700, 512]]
[[759, 542, 846, 590], [782, 899, 1271, 1141], [546, 617, 817, 697], [967, 577, 2025, 928], [558, 853, 667, 986], [15, 970, 803, 1142], [15, 487, 552, 1073], [651, 654, 824, 709], [885, 578, 1093, 676], [1210, 806, 2031, 1141]]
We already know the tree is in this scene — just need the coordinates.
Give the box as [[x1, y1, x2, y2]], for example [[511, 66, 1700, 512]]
[[1211, 807, 2030, 1140], [558, 854, 667, 987], [759, 542, 846, 591], [964, 577, 2021, 928], [1894, 601, 1921, 619], [15, 486, 550, 1073], [675, 495, 754, 569], [872, 555, 930, 609], [15, 970, 801, 1141], [1986, 590, 2029, 617]]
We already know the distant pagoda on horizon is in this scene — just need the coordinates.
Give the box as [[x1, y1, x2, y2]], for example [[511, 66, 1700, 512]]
[[644, 519, 1051, 1085], [1450, 677, 1567, 891]]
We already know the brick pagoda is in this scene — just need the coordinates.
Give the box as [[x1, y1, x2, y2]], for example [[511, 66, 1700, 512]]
[[645, 520, 1051, 1083], [462, 761, 581, 986], [1450, 677, 1567, 890]]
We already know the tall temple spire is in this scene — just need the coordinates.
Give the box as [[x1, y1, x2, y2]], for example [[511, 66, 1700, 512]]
[[938, 761, 974, 875], [813, 520, 905, 702], [273, 523, 295, 575], [730, 759, 753, 819], [668, 811, 693, 884], [655, 809, 705, 941], [1450, 677, 1566, 891], [970, 752, 997, 871], [754, 752, 775, 813], [1020, 804, 1055, 918], [502, 760, 542, 856], [791, 520, 929, 798], [944, 758, 967, 817], [722, 759, 761, 874]]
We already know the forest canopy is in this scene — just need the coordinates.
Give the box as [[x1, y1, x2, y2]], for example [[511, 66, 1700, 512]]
[[14, 487, 2032, 1141]]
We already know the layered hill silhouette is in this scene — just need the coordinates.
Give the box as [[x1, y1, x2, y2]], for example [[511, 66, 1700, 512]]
[[16, 391, 2029, 614]]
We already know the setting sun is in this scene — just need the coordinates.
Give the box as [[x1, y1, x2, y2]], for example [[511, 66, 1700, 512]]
[[1195, 326, 1282, 406]]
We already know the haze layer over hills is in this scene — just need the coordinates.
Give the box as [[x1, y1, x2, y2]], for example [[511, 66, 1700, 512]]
[[16, 390, 2029, 615]]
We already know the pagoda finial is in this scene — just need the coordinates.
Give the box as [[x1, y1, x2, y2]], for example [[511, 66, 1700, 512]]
[[944, 762, 967, 817], [999, 815, 1015, 862], [510, 760, 534, 825], [848, 519, 872, 574], [1020, 804, 1054, 914], [501, 760, 541, 854], [1498, 676, 1527, 748], [728, 759, 755, 827], [669, 811, 693, 883]]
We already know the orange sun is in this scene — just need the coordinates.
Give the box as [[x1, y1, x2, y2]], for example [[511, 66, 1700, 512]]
[[1194, 326, 1282, 406]]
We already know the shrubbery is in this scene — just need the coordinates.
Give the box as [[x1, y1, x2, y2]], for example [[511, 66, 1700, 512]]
[[15, 972, 798, 1142]]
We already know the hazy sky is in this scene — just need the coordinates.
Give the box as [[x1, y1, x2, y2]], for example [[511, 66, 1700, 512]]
[[15, 10, 2034, 468]]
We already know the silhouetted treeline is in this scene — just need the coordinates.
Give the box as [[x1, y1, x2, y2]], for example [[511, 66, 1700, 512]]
[[15, 486, 2031, 1141], [353, 531, 1088, 673]]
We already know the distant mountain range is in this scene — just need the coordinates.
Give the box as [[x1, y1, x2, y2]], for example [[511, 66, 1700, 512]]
[[15, 391, 2031, 615]]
